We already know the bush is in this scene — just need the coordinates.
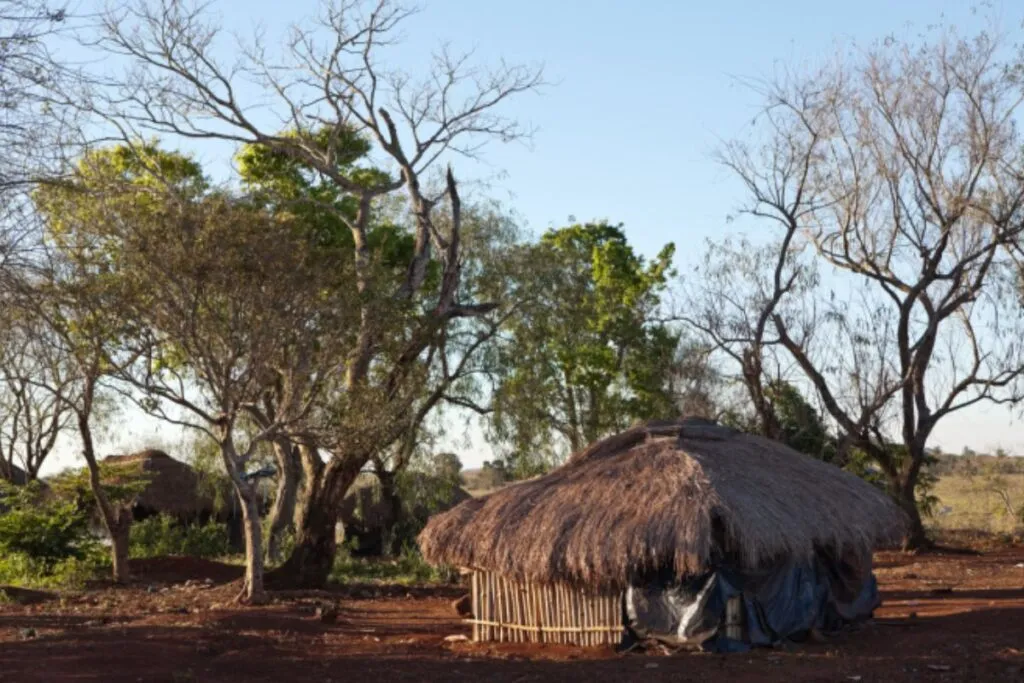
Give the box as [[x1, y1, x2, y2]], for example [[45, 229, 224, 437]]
[[330, 542, 456, 585], [129, 514, 230, 559], [0, 549, 108, 590], [0, 481, 96, 568]]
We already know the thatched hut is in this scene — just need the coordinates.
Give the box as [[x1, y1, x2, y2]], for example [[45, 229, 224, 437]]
[[1, 463, 30, 486], [418, 418, 907, 651], [100, 449, 222, 522]]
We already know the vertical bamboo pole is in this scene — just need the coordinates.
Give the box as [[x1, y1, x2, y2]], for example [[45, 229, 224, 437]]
[[492, 573, 498, 642], [524, 583, 532, 644], [518, 581, 525, 643], [524, 581, 532, 643], [556, 584, 563, 644], [514, 580, 520, 643], [528, 583, 536, 644], [570, 587, 580, 646], [471, 572, 478, 642], [539, 583, 547, 644], [505, 577, 512, 643], [499, 577, 507, 647], [598, 593, 606, 647], [586, 592, 594, 647], [606, 593, 614, 647], [482, 572, 488, 642], [544, 583, 553, 644], [553, 584, 560, 644], [560, 584, 568, 645], [489, 572, 496, 642], [516, 580, 524, 643], [509, 578, 517, 643], [536, 585, 544, 643], [483, 572, 490, 641], [599, 593, 608, 645]]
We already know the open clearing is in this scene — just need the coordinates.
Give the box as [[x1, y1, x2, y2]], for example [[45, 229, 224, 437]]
[[0, 546, 1022, 682]]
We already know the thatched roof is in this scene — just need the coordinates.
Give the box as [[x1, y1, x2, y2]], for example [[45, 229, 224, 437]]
[[1, 463, 30, 486], [102, 449, 217, 518], [418, 418, 908, 590]]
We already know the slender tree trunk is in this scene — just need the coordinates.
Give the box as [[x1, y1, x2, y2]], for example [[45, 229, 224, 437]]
[[110, 521, 131, 583], [216, 433, 269, 605], [267, 454, 365, 589], [76, 392, 132, 584], [238, 488, 268, 604], [264, 439, 299, 564]]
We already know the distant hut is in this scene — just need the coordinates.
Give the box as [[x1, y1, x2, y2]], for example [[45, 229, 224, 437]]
[[100, 449, 222, 522], [418, 417, 907, 651], [0, 462, 30, 486]]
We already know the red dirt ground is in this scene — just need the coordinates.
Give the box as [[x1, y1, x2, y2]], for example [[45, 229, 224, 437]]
[[1, 545, 1022, 682]]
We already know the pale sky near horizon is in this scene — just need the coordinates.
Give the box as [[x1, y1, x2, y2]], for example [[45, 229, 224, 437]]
[[38, 0, 1024, 475]]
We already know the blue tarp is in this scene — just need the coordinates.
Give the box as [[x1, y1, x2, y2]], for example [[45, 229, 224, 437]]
[[623, 551, 880, 652]]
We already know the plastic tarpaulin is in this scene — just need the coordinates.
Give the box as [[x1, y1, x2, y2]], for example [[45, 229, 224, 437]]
[[622, 550, 880, 652]]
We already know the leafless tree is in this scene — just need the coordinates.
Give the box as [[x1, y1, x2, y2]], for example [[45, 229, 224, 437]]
[[88, 0, 541, 586], [679, 233, 818, 435], [0, 316, 79, 481], [0, 0, 73, 192], [693, 30, 1024, 547]]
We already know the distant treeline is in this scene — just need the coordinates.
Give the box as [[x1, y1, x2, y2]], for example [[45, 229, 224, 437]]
[[929, 453, 1024, 477]]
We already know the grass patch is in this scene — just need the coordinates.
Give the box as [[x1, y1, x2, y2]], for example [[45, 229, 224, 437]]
[[330, 546, 457, 586], [928, 473, 1024, 535], [0, 549, 108, 590]]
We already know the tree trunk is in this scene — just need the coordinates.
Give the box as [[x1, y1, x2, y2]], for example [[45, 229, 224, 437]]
[[77, 396, 132, 584], [110, 521, 131, 584], [897, 491, 929, 548], [377, 470, 403, 556], [264, 440, 299, 564], [266, 455, 364, 589], [238, 489, 268, 604]]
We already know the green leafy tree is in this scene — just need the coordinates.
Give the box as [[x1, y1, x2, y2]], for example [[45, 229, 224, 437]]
[[490, 222, 676, 473], [764, 381, 838, 463], [95, 0, 543, 589]]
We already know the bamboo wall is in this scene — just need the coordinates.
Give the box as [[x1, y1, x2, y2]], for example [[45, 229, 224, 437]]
[[467, 570, 623, 646]]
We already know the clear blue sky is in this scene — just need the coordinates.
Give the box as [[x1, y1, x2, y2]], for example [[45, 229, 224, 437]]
[[43, 0, 1024, 473]]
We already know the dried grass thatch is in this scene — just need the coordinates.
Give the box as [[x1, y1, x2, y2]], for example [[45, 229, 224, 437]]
[[419, 418, 908, 590], [102, 449, 217, 519], [1, 463, 30, 486]]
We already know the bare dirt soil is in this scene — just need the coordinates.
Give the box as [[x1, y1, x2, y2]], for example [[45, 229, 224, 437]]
[[1, 546, 1022, 682]]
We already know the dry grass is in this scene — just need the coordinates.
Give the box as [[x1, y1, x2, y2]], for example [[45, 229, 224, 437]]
[[420, 419, 907, 590], [929, 472, 1024, 534]]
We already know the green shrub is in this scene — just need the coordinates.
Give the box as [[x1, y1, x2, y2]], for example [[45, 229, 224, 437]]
[[330, 543, 454, 585], [0, 547, 108, 589], [129, 514, 230, 559], [0, 481, 96, 568]]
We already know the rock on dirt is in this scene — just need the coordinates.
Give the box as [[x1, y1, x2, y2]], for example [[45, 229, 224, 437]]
[[315, 602, 338, 624]]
